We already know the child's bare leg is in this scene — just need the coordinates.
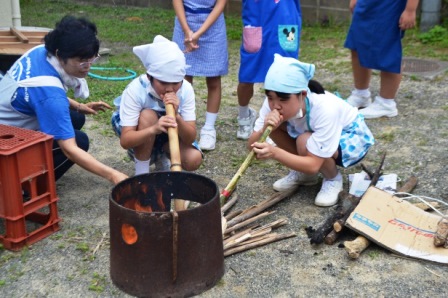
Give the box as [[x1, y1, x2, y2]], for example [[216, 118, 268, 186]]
[[205, 76, 221, 114], [179, 143, 202, 171], [318, 158, 339, 179], [272, 132, 318, 192], [237, 82, 254, 108], [351, 50, 372, 89], [379, 71, 402, 99], [133, 109, 158, 160], [199, 76, 221, 151]]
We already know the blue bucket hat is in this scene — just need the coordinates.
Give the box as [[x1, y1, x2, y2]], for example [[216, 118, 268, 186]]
[[264, 54, 315, 94]]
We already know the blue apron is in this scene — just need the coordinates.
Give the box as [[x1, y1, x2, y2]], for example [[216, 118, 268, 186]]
[[344, 0, 407, 74], [239, 0, 302, 83]]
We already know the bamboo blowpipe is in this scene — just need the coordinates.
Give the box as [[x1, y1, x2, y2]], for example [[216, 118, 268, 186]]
[[220, 125, 273, 206], [165, 103, 186, 211]]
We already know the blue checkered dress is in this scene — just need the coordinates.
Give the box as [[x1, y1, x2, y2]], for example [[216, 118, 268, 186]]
[[172, 0, 228, 77]]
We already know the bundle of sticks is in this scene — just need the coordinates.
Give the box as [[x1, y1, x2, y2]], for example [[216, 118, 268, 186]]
[[221, 187, 298, 257]]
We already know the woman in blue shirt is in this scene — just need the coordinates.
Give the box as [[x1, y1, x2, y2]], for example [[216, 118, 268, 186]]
[[0, 16, 127, 185]]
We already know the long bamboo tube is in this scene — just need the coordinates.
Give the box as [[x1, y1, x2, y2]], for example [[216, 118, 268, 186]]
[[165, 103, 185, 211], [219, 125, 273, 206]]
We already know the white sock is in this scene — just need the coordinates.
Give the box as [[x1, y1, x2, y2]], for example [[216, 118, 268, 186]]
[[375, 95, 396, 107], [202, 112, 218, 131], [238, 105, 250, 119], [135, 157, 150, 175], [353, 88, 371, 98]]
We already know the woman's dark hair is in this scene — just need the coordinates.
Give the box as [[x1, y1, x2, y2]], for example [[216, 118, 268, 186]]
[[264, 79, 326, 98], [44, 15, 100, 60]]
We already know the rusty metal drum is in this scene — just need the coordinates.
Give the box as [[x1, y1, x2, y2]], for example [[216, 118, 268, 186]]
[[110, 172, 224, 297]]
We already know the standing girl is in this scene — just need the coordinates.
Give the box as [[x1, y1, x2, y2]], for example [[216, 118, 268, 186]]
[[236, 0, 302, 140], [172, 0, 229, 151], [249, 54, 375, 207]]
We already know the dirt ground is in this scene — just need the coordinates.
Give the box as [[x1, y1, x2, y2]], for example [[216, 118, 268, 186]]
[[0, 39, 447, 297]]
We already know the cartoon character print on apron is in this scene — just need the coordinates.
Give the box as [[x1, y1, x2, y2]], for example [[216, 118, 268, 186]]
[[278, 25, 299, 53], [239, 0, 302, 83]]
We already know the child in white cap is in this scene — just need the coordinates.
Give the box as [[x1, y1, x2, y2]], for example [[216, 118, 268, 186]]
[[111, 35, 202, 175], [248, 54, 374, 207]]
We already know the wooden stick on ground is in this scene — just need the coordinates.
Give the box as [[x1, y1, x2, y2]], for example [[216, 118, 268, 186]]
[[221, 194, 239, 214], [224, 232, 296, 257], [434, 218, 448, 247], [344, 236, 371, 259], [226, 187, 297, 228], [224, 209, 243, 221], [223, 226, 257, 245], [324, 229, 339, 245], [223, 218, 289, 254], [224, 227, 273, 250], [224, 211, 274, 234], [393, 176, 418, 197]]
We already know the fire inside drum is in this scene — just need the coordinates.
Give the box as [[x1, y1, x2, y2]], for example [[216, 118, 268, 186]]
[[110, 172, 224, 298]]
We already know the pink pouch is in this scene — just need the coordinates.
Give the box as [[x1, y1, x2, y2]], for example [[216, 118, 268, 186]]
[[243, 26, 262, 53]]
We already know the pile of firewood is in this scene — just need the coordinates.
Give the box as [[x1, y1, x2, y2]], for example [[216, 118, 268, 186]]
[[221, 187, 298, 257], [304, 152, 445, 259], [305, 153, 389, 248]]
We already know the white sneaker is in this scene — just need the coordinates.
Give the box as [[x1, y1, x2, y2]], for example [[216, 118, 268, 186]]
[[314, 178, 343, 207], [237, 107, 257, 140], [359, 97, 398, 119], [199, 128, 216, 151], [273, 170, 319, 192], [154, 152, 171, 172], [347, 92, 372, 108]]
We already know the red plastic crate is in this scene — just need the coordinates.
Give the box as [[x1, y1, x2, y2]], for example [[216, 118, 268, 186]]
[[0, 124, 60, 251]]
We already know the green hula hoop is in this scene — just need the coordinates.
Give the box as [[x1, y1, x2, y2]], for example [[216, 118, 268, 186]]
[[88, 67, 137, 81]]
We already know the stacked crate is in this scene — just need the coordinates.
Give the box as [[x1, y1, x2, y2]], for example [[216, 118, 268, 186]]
[[0, 124, 60, 251]]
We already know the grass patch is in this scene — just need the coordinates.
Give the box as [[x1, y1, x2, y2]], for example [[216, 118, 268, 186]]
[[88, 272, 106, 293], [376, 132, 395, 143], [76, 242, 90, 253], [367, 249, 381, 259]]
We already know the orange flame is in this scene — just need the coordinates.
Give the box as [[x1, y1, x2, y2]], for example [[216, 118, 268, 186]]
[[156, 189, 166, 211], [134, 200, 153, 213]]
